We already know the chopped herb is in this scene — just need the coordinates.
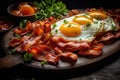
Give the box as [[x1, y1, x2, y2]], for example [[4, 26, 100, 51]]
[[26, 33, 31, 36], [23, 53, 33, 62], [79, 38, 82, 41], [106, 20, 109, 22], [87, 35, 93, 38], [68, 24, 72, 27], [19, 20, 28, 29], [40, 60, 47, 66], [94, 21, 98, 24], [10, 49, 17, 54], [82, 14, 88, 17], [63, 20, 68, 24], [112, 25, 117, 31], [52, 23, 57, 29], [33, 14, 39, 21], [100, 22, 105, 29], [110, 18, 117, 31], [55, 29, 58, 33], [86, 23, 91, 26], [96, 16, 102, 20], [14, 33, 21, 39]]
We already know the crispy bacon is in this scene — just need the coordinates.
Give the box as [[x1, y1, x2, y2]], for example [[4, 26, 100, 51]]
[[60, 52, 78, 63], [68, 9, 80, 16], [97, 31, 120, 44], [44, 16, 57, 24], [15, 36, 42, 52], [107, 9, 120, 24], [78, 41, 104, 57], [28, 45, 59, 65], [57, 42, 90, 51], [9, 38, 22, 47], [54, 47, 78, 63], [45, 53, 59, 65], [14, 21, 33, 36], [9, 36, 29, 47], [14, 26, 44, 52], [33, 53, 59, 65], [13, 21, 51, 52], [52, 36, 91, 51]]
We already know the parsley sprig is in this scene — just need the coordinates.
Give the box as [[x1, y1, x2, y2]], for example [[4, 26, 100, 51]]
[[40, 60, 48, 66], [33, 0, 68, 20], [19, 20, 28, 29], [23, 53, 33, 62], [14, 33, 21, 39]]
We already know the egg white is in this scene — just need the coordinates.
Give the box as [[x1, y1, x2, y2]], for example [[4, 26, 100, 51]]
[[51, 13, 118, 42]]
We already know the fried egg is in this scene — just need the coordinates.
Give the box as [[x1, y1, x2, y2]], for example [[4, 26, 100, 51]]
[[51, 11, 118, 42]]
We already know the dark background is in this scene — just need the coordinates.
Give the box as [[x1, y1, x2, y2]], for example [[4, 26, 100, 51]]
[[0, 0, 120, 15], [0, 0, 120, 80]]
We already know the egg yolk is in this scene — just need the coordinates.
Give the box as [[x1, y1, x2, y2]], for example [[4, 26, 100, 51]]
[[88, 11, 107, 20], [60, 22, 81, 37], [20, 5, 35, 15], [73, 16, 93, 25]]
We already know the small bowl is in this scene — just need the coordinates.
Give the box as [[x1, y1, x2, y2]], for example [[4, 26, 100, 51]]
[[0, 17, 13, 33], [7, 2, 37, 21]]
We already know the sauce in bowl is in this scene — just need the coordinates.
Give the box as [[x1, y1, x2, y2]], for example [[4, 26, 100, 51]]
[[10, 2, 37, 17]]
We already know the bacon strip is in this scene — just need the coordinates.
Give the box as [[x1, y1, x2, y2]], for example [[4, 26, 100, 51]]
[[57, 42, 90, 51], [78, 41, 104, 57], [54, 47, 78, 63], [98, 31, 120, 44], [28, 45, 59, 65]]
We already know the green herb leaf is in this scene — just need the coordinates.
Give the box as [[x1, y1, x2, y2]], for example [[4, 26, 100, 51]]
[[10, 49, 17, 55], [33, 1, 40, 9], [33, 0, 68, 20], [19, 20, 28, 29], [26, 33, 31, 36], [63, 20, 68, 24], [112, 25, 117, 31], [40, 60, 47, 66], [33, 14, 39, 21], [79, 38, 82, 41], [94, 21, 98, 24], [14, 33, 21, 39], [82, 14, 88, 17], [55, 29, 58, 33], [86, 23, 91, 26], [96, 16, 102, 20], [23, 53, 33, 62], [52, 23, 57, 29], [68, 24, 72, 27]]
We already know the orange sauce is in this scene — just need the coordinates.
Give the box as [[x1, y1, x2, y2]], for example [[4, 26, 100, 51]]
[[12, 3, 37, 16]]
